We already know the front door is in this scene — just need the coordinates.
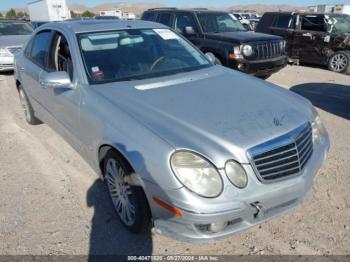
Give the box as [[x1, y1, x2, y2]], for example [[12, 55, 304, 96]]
[[173, 12, 201, 46]]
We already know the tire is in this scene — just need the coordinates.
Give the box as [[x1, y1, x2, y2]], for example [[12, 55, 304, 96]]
[[328, 51, 350, 74], [104, 150, 151, 233], [18, 85, 41, 125]]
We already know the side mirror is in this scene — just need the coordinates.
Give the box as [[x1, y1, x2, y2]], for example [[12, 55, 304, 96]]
[[205, 52, 217, 65], [184, 26, 195, 35], [39, 71, 72, 89]]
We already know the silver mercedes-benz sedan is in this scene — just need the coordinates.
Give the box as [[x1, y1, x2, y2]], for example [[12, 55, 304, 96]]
[[0, 20, 33, 72], [14, 20, 329, 242]]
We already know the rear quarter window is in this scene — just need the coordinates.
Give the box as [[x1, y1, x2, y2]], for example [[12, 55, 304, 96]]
[[157, 13, 173, 26], [256, 13, 277, 32], [142, 12, 155, 21]]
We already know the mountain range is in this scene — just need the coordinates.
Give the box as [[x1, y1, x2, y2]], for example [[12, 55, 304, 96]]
[[4, 3, 307, 16]]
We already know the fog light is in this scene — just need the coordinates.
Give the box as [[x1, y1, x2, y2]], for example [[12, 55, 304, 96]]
[[237, 63, 245, 70], [208, 222, 228, 233]]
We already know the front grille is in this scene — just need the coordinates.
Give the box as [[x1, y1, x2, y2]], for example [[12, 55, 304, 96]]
[[249, 41, 284, 60], [6, 46, 22, 55], [248, 123, 313, 182]]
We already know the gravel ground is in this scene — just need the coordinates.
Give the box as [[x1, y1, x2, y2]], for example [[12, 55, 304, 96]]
[[0, 65, 349, 256]]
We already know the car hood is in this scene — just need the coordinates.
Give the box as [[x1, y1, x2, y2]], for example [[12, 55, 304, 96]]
[[95, 66, 313, 167], [0, 35, 31, 48], [204, 31, 283, 44]]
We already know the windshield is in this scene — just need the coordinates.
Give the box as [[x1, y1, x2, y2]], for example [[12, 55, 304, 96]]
[[0, 22, 33, 36], [78, 29, 211, 83], [327, 14, 350, 33], [197, 13, 246, 33]]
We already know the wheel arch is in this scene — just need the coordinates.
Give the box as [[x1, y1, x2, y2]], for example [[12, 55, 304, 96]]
[[98, 143, 148, 188], [98, 143, 154, 219], [98, 144, 133, 178]]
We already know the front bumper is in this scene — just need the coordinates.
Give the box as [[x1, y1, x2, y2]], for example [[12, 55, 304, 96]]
[[149, 135, 329, 242], [229, 55, 288, 76], [0, 57, 14, 72]]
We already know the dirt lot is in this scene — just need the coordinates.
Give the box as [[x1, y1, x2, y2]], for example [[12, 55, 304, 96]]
[[0, 65, 349, 256]]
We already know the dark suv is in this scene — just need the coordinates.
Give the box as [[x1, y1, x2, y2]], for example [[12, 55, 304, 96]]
[[142, 8, 288, 78], [256, 12, 350, 74]]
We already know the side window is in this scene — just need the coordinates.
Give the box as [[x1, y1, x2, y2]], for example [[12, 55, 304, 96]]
[[142, 12, 155, 21], [174, 13, 197, 34], [49, 32, 74, 80], [301, 15, 327, 32], [157, 13, 172, 26], [30, 30, 52, 69], [273, 14, 293, 28]]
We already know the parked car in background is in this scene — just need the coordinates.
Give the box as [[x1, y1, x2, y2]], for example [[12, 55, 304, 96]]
[[231, 13, 252, 31], [236, 13, 261, 30], [256, 12, 350, 74], [142, 8, 288, 79], [0, 20, 33, 72], [14, 19, 329, 241]]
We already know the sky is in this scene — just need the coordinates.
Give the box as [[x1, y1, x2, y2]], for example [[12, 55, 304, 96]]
[[1, 0, 349, 11]]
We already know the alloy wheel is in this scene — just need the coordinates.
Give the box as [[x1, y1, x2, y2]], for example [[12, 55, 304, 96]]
[[330, 54, 348, 72], [105, 158, 136, 226]]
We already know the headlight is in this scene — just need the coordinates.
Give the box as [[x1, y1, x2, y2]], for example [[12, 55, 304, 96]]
[[170, 151, 223, 198], [311, 107, 327, 144], [0, 48, 11, 57], [242, 44, 253, 56], [225, 161, 248, 188]]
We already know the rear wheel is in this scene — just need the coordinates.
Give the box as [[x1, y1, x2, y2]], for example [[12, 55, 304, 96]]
[[18, 85, 41, 125], [328, 51, 350, 74], [104, 150, 151, 233]]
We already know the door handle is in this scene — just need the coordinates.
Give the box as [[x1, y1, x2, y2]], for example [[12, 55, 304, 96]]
[[19, 67, 25, 72]]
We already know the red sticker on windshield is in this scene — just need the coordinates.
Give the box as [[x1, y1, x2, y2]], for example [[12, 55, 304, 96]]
[[91, 66, 104, 78], [92, 71, 104, 78]]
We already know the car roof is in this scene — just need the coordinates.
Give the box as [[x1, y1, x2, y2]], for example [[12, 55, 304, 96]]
[[263, 11, 346, 16], [38, 19, 167, 34]]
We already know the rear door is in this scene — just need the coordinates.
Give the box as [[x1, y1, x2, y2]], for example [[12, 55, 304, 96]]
[[294, 14, 328, 64], [20, 30, 53, 119]]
